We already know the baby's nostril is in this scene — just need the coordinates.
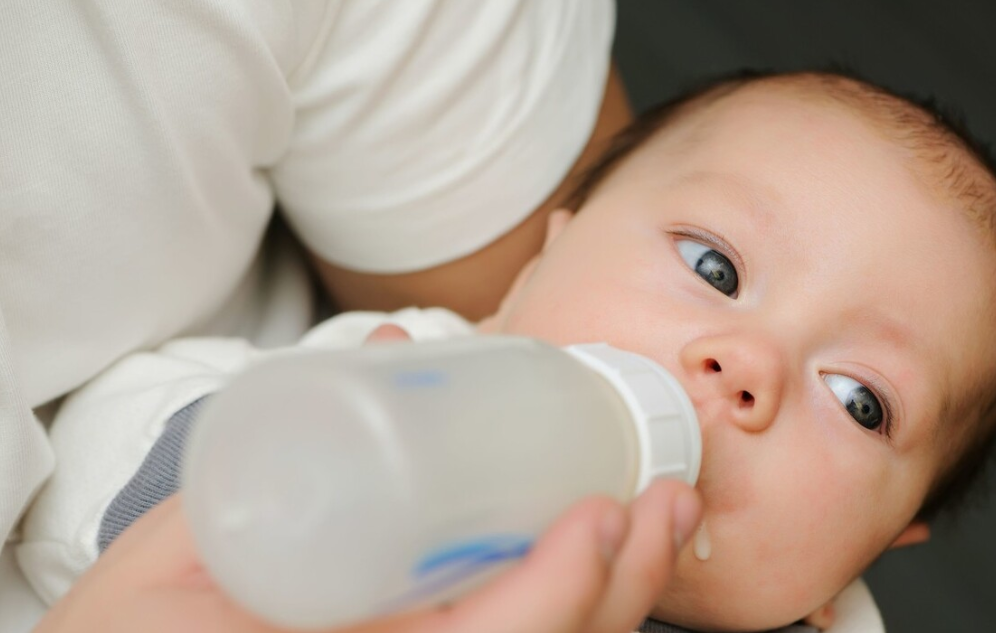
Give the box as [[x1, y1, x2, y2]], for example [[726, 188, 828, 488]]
[[706, 359, 722, 373], [739, 391, 754, 408]]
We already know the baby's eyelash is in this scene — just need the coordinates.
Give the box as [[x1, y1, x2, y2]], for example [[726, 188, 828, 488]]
[[861, 376, 897, 441], [827, 371, 897, 442], [669, 228, 746, 276]]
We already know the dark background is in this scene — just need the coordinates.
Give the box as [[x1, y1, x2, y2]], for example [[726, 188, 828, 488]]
[[612, 1, 996, 631]]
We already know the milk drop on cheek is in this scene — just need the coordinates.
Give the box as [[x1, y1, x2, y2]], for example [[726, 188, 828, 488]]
[[693, 521, 711, 561]]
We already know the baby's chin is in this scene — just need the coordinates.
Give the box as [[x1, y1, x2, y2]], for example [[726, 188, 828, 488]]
[[649, 601, 803, 633], [647, 565, 822, 632]]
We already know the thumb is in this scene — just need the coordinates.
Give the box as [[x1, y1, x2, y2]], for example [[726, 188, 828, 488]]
[[409, 497, 629, 633]]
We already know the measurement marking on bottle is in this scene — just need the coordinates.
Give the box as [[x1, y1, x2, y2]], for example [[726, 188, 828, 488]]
[[393, 370, 447, 388], [377, 535, 534, 611], [415, 535, 533, 578]]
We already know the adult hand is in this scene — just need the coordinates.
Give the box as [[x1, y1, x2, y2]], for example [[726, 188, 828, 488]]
[[36, 482, 700, 633]]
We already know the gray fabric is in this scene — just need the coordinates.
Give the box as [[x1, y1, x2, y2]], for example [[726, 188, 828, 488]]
[[639, 618, 816, 633], [96, 396, 210, 553]]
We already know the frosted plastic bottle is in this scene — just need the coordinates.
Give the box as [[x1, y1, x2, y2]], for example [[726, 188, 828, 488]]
[[182, 336, 700, 630]]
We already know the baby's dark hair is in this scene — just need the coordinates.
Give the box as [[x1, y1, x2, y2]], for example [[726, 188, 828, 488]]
[[566, 67, 996, 523]]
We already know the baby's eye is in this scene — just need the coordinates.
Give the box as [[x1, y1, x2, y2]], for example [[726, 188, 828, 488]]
[[823, 374, 884, 431], [676, 240, 739, 297]]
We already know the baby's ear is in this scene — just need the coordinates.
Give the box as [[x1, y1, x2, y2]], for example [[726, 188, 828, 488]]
[[501, 209, 573, 299], [508, 209, 572, 295], [888, 521, 931, 549], [477, 209, 574, 333], [542, 208, 573, 250]]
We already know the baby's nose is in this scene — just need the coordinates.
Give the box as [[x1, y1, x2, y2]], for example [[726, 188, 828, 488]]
[[679, 333, 785, 433]]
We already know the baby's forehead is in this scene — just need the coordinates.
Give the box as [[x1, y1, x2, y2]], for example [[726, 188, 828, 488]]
[[676, 76, 902, 136], [668, 78, 996, 246], [650, 89, 933, 221], [672, 82, 900, 156], [679, 82, 996, 292]]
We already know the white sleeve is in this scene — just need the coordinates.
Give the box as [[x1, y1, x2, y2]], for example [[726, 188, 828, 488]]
[[273, 0, 616, 273], [14, 338, 260, 606]]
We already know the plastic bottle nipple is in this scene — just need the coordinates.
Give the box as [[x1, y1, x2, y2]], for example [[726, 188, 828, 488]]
[[693, 521, 711, 561]]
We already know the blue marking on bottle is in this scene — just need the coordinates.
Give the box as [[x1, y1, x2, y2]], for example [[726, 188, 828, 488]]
[[377, 535, 534, 611], [415, 535, 533, 577], [393, 370, 447, 389]]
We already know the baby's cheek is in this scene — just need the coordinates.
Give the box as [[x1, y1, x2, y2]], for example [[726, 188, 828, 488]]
[[701, 456, 843, 588], [662, 524, 828, 631], [693, 431, 759, 516]]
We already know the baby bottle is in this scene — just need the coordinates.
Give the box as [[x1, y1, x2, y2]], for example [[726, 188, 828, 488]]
[[182, 336, 700, 630]]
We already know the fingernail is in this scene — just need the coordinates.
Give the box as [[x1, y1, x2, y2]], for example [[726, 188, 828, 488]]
[[671, 489, 702, 552], [598, 505, 627, 563]]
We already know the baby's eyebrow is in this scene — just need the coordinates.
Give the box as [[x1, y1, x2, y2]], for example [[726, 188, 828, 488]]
[[864, 309, 915, 351], [842, 305, 921, 362], [673, 170, 779, 229]]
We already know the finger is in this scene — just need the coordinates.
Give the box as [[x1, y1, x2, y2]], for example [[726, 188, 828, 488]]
[[377, 497, 629, 633], [364, 323, 412, 344], [103, 493, 220, 589], [583, 480, 702, 633], [48, 494, 202, 629], [100, 493, 182, 552], [98, 494, 188, 569], [107, 496, 317, 633]]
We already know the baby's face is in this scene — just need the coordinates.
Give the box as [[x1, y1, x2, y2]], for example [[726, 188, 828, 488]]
[[488, 88, 996, 629]]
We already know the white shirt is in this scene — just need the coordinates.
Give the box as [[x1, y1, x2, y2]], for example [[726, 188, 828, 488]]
[[0, 1, 614, 627]]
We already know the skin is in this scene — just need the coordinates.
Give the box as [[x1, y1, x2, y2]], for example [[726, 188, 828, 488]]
[[479, 85, 996, 630]]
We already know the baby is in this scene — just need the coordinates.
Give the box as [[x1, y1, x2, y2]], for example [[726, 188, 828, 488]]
[[478, 69, 996, 630], [18, 70, 996, 632]]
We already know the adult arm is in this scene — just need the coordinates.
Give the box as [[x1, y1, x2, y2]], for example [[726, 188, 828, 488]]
[[308, 65, 633, 321], [269, 1, 628, 321]]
